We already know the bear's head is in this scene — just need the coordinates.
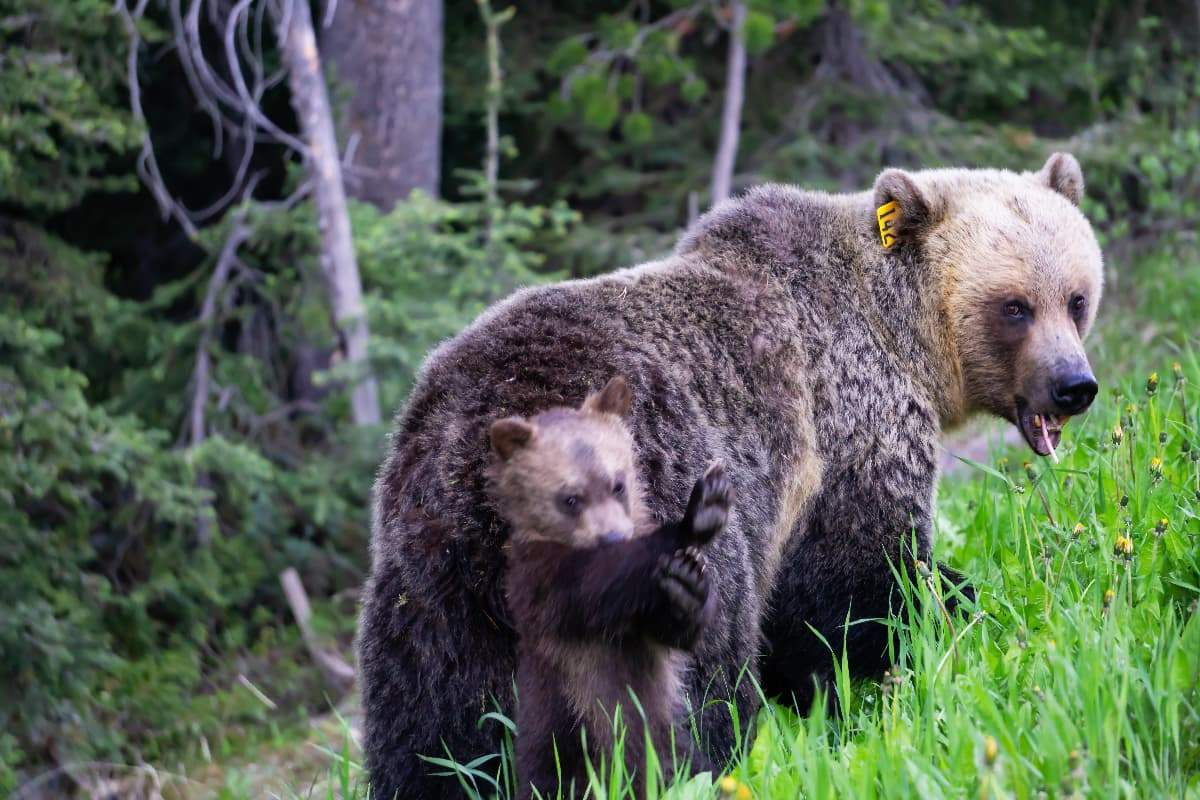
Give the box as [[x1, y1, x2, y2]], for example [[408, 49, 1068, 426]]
[[874, 153, 1103, 457], [488, 376, 648, 547]]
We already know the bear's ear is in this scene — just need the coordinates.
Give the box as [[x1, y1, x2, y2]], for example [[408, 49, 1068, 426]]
[[490, 417, 535, 460], [1034, 152, 1084, 206], [871, 168, 942, 249], [581, 376, 633, 419]]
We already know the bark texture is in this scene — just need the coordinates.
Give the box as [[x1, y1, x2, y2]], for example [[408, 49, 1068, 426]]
[[277, 0, 381, 426], [325, 0, 443, 207]]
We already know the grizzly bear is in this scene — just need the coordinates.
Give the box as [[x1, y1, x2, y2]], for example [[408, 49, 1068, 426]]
[[357, 153, 1103, 800], [489, 376, 731, 799]]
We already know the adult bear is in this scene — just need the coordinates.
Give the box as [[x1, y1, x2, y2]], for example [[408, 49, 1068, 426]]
[[358, 154, 1103, 799]]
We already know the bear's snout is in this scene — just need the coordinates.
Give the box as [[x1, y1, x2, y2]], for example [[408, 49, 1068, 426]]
[[1049, 370, 1098, 415]]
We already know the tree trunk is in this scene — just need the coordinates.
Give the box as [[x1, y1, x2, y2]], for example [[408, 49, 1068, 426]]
[[277, 0, 381, 427], [710, 0, 746, 206], [324, 0, 443, 208]]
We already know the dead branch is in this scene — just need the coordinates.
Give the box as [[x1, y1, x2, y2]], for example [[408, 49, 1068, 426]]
[[280, 567, 356, 694], [710, 0, 746, 205]]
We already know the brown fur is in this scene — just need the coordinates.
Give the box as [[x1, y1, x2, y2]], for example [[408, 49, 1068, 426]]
[[491, 379, 730, 799], [358, 155, 1104, 800]]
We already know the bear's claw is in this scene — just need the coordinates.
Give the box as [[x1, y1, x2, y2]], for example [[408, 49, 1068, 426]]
[[655, 548, 714, 646], [685, 460, 733, 545]]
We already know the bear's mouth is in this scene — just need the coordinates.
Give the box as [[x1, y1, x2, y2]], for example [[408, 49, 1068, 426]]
[[1015, 397, 1067, 459]]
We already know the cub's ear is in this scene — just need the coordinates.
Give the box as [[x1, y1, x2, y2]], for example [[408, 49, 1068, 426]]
[[871, 168, 943, 250], [581, 376, 633, 419], [1034, 152, 1084, 206], [490, 417, 535, 460]]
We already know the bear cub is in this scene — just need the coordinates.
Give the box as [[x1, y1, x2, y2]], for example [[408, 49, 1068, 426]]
[[489, 376, 732, 800]]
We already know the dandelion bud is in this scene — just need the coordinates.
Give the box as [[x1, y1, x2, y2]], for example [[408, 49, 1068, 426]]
[[1119, 494, 1129, 508], [1155, 518, 1168, 533], [1149, 457, 1163, 480], [1103, 588, 1115, 608], [983, 735, 999, 766], [1114, 535, 1133, 557], [719, 776, 739, 797], [1172, 361, 1183, 381], [1146, 372, 1159, 395], [1111, 423, 1124, 445]]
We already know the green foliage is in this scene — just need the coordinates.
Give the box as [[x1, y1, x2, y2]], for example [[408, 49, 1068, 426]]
[[3, 0, 1200, 793], [0, 0, 142, 211]]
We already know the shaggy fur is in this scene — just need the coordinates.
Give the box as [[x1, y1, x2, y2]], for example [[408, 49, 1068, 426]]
[[357, 155, 1104, 800], [492, 387, 731, 799]]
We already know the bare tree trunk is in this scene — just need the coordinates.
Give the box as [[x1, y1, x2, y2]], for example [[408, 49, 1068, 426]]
[[710, 0, 746, 205], [477, 0, 510, 208], [277, 0, 381, 426], [325, 0, 443, 208]]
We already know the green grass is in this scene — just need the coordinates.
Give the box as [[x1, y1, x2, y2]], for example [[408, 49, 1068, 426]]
[[230, 241, 1200, 799]]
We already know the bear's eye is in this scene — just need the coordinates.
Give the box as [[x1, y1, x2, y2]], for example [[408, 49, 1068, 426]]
[[556, 493, 581, 515], [612, 480, 625, 497], [1003, 300, 1028, 320], [1069, 294, 1086, 317]]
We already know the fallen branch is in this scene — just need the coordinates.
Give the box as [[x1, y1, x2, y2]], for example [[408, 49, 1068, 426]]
[[280, 567, 356, 694]]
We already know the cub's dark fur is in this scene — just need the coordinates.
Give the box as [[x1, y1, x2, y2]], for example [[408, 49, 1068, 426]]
[[358, 157, 1103, 800], [492, 378, 731, 798]]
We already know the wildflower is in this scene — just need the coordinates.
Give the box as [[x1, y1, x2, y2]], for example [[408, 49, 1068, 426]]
[[1111, 422, 1124, 445], [1159, 431, 1168, 445], [998, 456, 1010, 472], [1119, 494, 1129, 508], [1149, 457, 1163, 480], [1182, 439, 1192, 454], [1103, 588, 1115, 609], [1173, 361, 1183, 381], [1155, 518, 1168, 534], [1031, 684, 1044, 700], [1024, 461, 1037, 481], [1146, 372, 1159, 395], [1072, 522, 1085, 539], [1114, 535, 1133, 557], [718, 777, 751, 800], [983, 735, 999, 767]]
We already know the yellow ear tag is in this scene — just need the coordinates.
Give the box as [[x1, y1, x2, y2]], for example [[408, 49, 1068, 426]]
[[876, 200, 900, 249]]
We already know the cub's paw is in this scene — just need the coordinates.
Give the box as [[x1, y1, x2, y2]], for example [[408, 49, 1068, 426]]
[[654, 547, 715, 648], [684, 461, 733, 545]]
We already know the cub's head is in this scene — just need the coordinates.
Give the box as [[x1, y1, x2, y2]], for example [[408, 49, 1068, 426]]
[[874, 153, 1104, 457], [488, 376, 646, 547]]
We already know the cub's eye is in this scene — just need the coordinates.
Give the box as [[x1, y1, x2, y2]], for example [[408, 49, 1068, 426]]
[[612, 480, 625, 497], [1069, 294, 1086, 316], [1003, 300, 1028, 320], [556, 494, 581, 515]]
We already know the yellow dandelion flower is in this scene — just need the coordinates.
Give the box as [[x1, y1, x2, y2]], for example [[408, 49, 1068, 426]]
[[1146, 372, 1159, 395], [1103, 588, 1115, 607], [1114, 535, 1133, 556], [1111, 422, 1124, 445], [1072, 522, 1085, 537], [719, 776, 739, 796]]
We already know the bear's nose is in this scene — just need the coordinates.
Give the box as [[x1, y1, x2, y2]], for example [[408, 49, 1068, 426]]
[[600, 530, 629, 544], [1051, 372, 1098, 415]]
